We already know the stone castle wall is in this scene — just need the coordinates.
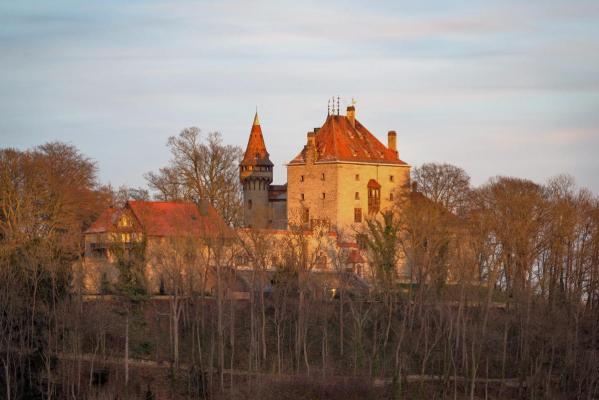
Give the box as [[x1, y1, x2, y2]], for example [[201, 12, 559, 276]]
[[287, 161, 410, 234]]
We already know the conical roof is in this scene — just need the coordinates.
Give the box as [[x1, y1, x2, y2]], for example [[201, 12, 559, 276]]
[[241, 112, 273, 167]]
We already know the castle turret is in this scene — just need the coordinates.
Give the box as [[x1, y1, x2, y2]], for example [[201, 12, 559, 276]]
[[240, 112, 273, 228]]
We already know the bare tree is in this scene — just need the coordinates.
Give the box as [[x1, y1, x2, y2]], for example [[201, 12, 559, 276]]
[[150, 233, 205, 369], [0, 142, 106, 399], [412, 162, 471, 214], [145, 128, 243, 226]]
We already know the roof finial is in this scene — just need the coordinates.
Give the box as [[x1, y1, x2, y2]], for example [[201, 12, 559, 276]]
[[337, 96, 340, 116], [253, 107, 260, 126], [327, 98, 331, 116]]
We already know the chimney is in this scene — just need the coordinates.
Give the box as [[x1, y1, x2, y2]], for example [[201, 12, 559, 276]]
[[387, 130, 398, 158], [346, 106, 356, 127], [307, 131, 316, 147], [306, 131, 317, 164]]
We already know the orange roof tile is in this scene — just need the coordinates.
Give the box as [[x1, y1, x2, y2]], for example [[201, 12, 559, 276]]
[[367, 179, 381, 189], [128, 200, 233, 238], [290, 115, 407, 165], [241, 112, 273, 167], [86, 207, 118, 233], [86, 201, 234, 239]]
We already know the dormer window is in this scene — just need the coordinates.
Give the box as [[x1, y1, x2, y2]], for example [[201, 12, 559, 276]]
[[321, 173, 325, 181], [300, 175, 304, 182]]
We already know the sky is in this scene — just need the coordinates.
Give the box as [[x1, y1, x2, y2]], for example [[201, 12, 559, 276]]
[[1, 0, 599, 193]]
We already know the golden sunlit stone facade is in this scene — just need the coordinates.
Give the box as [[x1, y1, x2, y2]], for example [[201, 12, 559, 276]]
[[287, 161, 410, 234], [240, 104, 410, 235]]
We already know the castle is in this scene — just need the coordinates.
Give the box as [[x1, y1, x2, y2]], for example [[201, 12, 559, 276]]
[[240, 103, 410, 237], [80, 102, 412, 294]]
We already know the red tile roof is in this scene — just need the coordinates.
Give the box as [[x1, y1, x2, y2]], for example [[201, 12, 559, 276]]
[[346, 250, 365, 264], [241, 112, 273, 167], [290, 115, 407, 165], [367, 179, 381, 189], [85, 201, 234, 239], [86, 207, 118, 234]]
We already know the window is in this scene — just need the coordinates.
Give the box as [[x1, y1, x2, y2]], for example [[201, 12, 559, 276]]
[[301, 193, 305, 200], [248, 199, 252, 209], [355, 174, 360, 181], [302, 208, 310, 224], [300, 175, 304, 182], [389, 192, 394, 201], [390, 175, 395, 182], [118, 214, 132, 228], [368, 187, 381, 215], [91, 247, 107, 259], [355, 192, 360, 200], [321, 173, 325, 181], [159, 277, 166, 295], [354, 208, 362, 223], [321, 192, 326, 199]]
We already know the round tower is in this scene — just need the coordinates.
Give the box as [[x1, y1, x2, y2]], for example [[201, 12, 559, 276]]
[[240, 112, 273, 229]]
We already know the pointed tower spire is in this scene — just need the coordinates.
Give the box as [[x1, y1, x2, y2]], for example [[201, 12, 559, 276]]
[[241, 110, 272, 167], [253, 110, 260, 126]]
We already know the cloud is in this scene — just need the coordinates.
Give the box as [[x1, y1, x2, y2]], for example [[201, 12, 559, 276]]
[[1, 0, 598, 193]]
